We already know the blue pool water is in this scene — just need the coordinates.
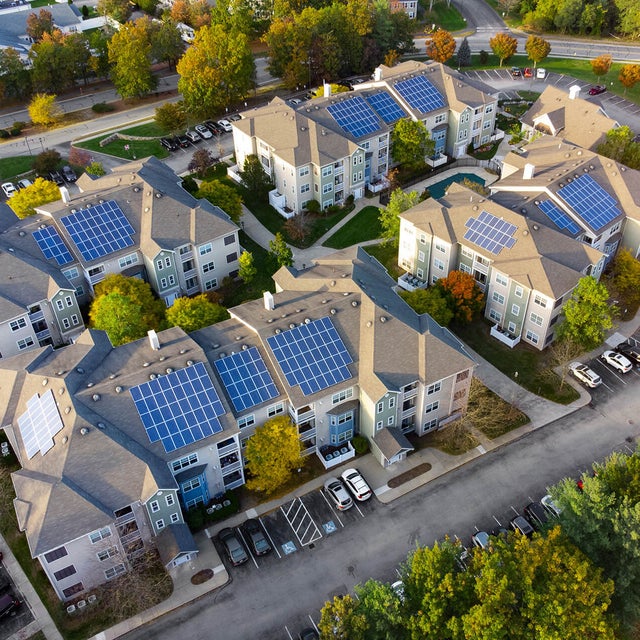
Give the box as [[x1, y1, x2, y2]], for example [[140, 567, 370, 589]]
[[426, 172, 485, 199]]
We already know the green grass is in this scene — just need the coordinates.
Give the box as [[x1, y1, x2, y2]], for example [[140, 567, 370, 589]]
[[323, 205, 381, 249], [117, 122, 168, 137], [30, 0, 56, 6], [470, 140, 501, 160], [77, 135, 168, 160], [482, 0, 522, 27], [424, 2, 467, 32], [364, 243, 403, 279], [0, 156, 34, 181]]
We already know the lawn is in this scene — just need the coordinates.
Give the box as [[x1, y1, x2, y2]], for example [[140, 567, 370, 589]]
[[323, 205, 381, 249], [0, 156, 35, 181], [363, 243, 403, 279], [77, 135, 168, 161], [424, 2, 468, 32]]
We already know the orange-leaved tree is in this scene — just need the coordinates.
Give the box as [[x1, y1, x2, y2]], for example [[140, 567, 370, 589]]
[[619, 64, 640, 95], [436, 270, 485, 323], [590, 54, 612, 80], [425, 29, 456, 64], [489, 32, 517, 67]]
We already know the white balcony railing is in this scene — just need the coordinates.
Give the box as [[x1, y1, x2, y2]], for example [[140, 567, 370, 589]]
[[318, 442, 355, 470]]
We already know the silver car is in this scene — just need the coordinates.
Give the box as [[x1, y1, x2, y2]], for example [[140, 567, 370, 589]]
[[324, 477, 353, 511], [569, 362, 602, 388]]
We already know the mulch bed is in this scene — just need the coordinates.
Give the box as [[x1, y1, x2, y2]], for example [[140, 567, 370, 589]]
[[387, 462, 432, 488]]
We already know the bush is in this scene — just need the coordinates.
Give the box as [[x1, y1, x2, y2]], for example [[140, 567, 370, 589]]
[[305, 199, 321, 214], [92, 102, 115, 113], [9, 126, 22, 136], [0, 130, 9, 139], [352, 434, 369, 455], [81, 4, 89, 16], [12, 121, 27, 133], [479, 49, 489, 64], [181, 176, 198, 193]]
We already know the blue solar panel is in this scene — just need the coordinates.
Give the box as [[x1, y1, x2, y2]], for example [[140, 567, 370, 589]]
[[266, 317, 353, 397], [538, 200, 581, 235], [394, 75, 446, 113], [557, 174, 622, 231], [327, 96, 381, 138], [130, 362, 225, 453], [366, 91, 405, 124], [32, 226, 74, 265], [61, 200, 135, 262], [463, 210, 518, 255], [214, 347, 279, 412]]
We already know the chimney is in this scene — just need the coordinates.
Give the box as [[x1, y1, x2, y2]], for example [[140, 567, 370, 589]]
[[323, 82, 331, 98], [523, 163, 535, 180], [263, 291, 275, 311], [148, 329, 160, 351], [569, 85, 580, 100], [374, 67, 383, 82], [60, 186, 70, 203]]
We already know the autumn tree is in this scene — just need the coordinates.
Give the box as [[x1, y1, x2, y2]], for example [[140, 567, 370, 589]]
[[0, 47, 32, 100], [165, 294, 227, 332], [618, 64, 640, 94], [425, 28, 456, 63], [32, 149, 61, 175], [197, 180, 243, 224], [379, 188, 420, 247], [590, 54, 612, 80], [155, 102, 186, 135], [68, 146, 91, 168], [489, 32, 518, 67], [597, 125, 635, 162], [97, 0, 131, 22], [384, 49, 400, 67], [269, 232, 294, 268], [283, 213, 312, 244], [86, 161, 106, 177], [149, 19, 184, 71], [555, 276, 615, 350], [391, 119, 434, 169], [28, 93, 62, 127], [436, 270, 485, 324], [244, 415, 304, 494], [525, 34, 551, 68], [239, 154, 272, 200], [26, 9, 54, 43], [6, 177, 61, 219], [457, 37, 471, 68], [238, 250, 257, 284], [188, 148, 216, 177], [611, 248, 640, 307], [399, 287, 454, 326], [30, 30, 76, 93]]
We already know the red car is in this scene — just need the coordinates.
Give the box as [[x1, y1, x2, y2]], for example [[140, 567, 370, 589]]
[[588, 85, 606, 96], [523, 67, 533, 78]]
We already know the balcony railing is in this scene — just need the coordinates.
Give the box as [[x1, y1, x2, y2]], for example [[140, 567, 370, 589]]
[[180, 250, 193, 261], [29, 310, 44, 322], [490, 324, 521, 348], [115, 512, 136, 526], [217, 443, 238, 457], [318, 442, 355, 469], [36, 328, 51, 341]]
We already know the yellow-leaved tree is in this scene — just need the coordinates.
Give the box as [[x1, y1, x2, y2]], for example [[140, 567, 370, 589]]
[[7, 177, 61, 219]]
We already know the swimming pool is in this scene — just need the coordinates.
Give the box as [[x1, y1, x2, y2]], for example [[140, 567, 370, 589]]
[[425, 172, 485, 199]]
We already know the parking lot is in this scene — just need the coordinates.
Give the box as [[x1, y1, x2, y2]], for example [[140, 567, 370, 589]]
[[0, 563, 34, 640]]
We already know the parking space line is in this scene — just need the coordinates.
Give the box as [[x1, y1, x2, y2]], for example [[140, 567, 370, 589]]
[[319, 489, 346, 527], [284, 625, 294, 639], [353, 502, 365, 518], [280, 497, 323, 546], [260, 518, 282, 559], [600, 364, 628, 384], [238, 529, 260, 569]]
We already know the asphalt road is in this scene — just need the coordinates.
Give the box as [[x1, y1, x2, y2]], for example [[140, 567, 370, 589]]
[[122, 378, 640, 640]]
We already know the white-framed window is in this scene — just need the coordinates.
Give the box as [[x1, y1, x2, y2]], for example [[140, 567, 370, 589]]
[[530, 312, 543, 326], [435, 242, 446, 253], [118, 253, 138, 268], [489, 309, 502, 323], [492, 292, 505, 305], [65, 296, 72, 307], [156, 259, 163, 271], [202, 261, 215, 273], [389, 396, 395, 409], [418, 250, 425, 262], [424, 418, 438, 432], [97, 547, 118, 562], [458, 129, 468, 141], [416, 268, 424, 279], [459, 263, 471, 274], [322, 166, 332, 177], [165, 257, 171, 267], [62, 318, 70, 329], [182, 477, 201, 491], [238, 415, 255, 429], [323, 183, 333, 194], [534, 294, 547, 308], [71, 314, 79, 326], [511, 304, 520, 316], [426, 382, 441, 395], [56, 300, 64, 311], [495, 273, 507, 287], [156, 519, 165, 530], [332, 388, 353, 404], [104, 564, 126, 580], [300, 184, 310, 194], [425, 401, 439, 414], [89, 527, 111, 544], [387, 416, 394, 425], [515, 285, 523, 298], [150, 500, 160, 513], [299, 166, 310, 177], [166, 495, 175, 507], [204, 279, 218, 290], [376, 420, 383, 430], [160, 278, 167, 289], [461, 246, 473, 259], [17, 337, 34, 350], [170, 512, 180, 523], [10, 318, 27, 332], [63, 267, 79, 280], [485, 104, 494, 113], [171, 452, 198, 472], [508, 321, 516, 333], [267, 402, 284, 417], [483, 121, 492, 130], [419, 234, 426, 245], [526, 329, 539, 344], [435, 113, 447, 124], [168, 275, 176, 285], [199, 243, 212, 256], [75, 285, 84, 297], [434, 258, 445, 271], [377, 401, 384, 413]]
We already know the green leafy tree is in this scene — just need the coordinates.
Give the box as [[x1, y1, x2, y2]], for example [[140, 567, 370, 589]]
[[590, 54, 612, 80], [165, 294, 228, 332], [525, 34, 551, 68], [554, 0, 583, 32], [489, 32, 518, 66], [97, 0, 131, 22], [238, 154, 272, 200], [86, 161, 106, 177], [90, 293, 153, 346], [149, 19, 184, 70], [457, 37, 471, 68], [618, 63, 640, 94], [436, 270, 485, 324], [33, 149, 61, 175], [611, 248, 640, 307], [319, 593, 368, 640], [0, 47, 32, 100], [615, 0, 640, 38], [197, 180, 243, 224], [188, 148, 216, 177], [64, 32, 92, 87], [238, 250, 257, 284], [28, 93, 63, 127], [379, 188, 420, 247], [596, 125, 634, 162], [269, 232, 294, 268], [155, 102, 187, 135], [399, 287, 454, 326], [30, 31, 75, 93], [555, 276, 615, 350], [425, 28, 456, 64], [391, 119, 434, 169], [26, 9, 54, 42], [88, 29, 111, 79], [244, 415, 304, 494], [6, 177, 61, 219]]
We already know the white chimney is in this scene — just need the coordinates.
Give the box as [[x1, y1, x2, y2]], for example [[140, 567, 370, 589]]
[[60, 186, 70, 203], [263, 291, 275, 311], [147, 329, 160, 351], [569, 85, 580, 100], [323, 82, 331, 98], [523, 163, 535, 180], [374, 67, 383, 82]]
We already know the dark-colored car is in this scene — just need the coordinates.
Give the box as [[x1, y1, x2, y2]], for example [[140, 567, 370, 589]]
[[614, 341, 640, 365], [48, 170, 64, 186], [0, 593, 20, 619], [523, 501, 548, 528], [61, 165, 77, 182], [241, 518, 271, 556], [160, 137, 178, 151], [589, 85, 606, 95], [510, 515, 534, 537], [177, 134, 190, 148], [298, 628, 319, 640], [204, 120, 222, 134], [218, 527, 248, 566], [510, 66, 522, 78]]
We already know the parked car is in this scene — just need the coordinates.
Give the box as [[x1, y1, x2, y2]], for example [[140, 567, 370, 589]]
[[471, 530, 491, 549], [536, 67, 547, 79], [324, 477, 353, 511], [61, 165, 77, 182], [217, 119, 233, 132], [510, 515, 534, 536], [16, 178, 33, 190], [523, 501, 548, 528], [510, 66, 522, 78], [48, 170, 64, 186], [614, 341, 640, 365], [204, 120, 222, 134], [341, 468, 372, 501], [177, 134, 191, 148], [289, 98, 303, 106], [600, 349, 633, 373], [160, 137, 178, 151], [541, 494, 562, 517], [491, 526, 509, 538], [241, 519, 271, 556], [569, 362, 602, 388], [391, 580, 405, 601], [589, 85, 606, 96], [218, 528, 248, 566], [0, 593, 20, 619], [228, 114, 242, 122], [298, 628, 319, 640], [185, 130, 202, 143], [1, 182, 16, 198], [195, 124, 213, 139], [523, 67, 533, 78]]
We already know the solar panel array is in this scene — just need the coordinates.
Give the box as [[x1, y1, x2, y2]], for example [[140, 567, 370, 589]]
[[557, 174, 622, 231], [130, 362, 225, 453], [394, 75, 446, 113], [464, 210, 518, 255], [366, 91, 405, 124], [61, 200, 135, 262], [32, 226, 74, 265], [214, 347, 279, 412], [17, 390, 64, 459], [327, 96, 381, 138], [266, 317, 353, 396], [538, 200, 581, 235]]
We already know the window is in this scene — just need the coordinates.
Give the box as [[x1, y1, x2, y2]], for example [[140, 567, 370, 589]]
[[300, 184, 310, 194], [389, 396, 395, 409], [416, 268, 424, 278], [156, 519, 165, 530], [71, 314, 79, 326], [105, 564, 126, 580], [165, 494, 175, 507], [323, 183, 333, 194], [376, 420, 383, 430], [489, 309, 502, 323], [179, 246, 191, 256], [387, 416, 394, 425], [44, 546, 68, 563], [238, 415, 255, 429], [330, 429, 353, 445], [377, 402, 384, 413], [495, 273, 507, 287], [418, 250, 425, 262], [185, 496, 205, 509], [88, 265, 104, 277], [10, 318, 27, 332], [54, 565, 77, 581], [434, 258, 445, 271], [425, 401, 439, 414], [150, 500, 160, 513], [62, 318, 70, 329], [268, 402, 284, 417], [526, 329, 539, 345], [204, 279, 218, 290], [185, 277, 198, 289], [534, 294, 547, 308], [322, 166, 332, 177], [97, 547, 118, 562], [160, 278, 167, 289], [17, 337, 34, 350], [182, 477, 201, 492], [63, 583, 84, 598], [299, 166, 310, 177], [226, 252, 237, 263], [168, 275, 175, 286], [530, 312, 543, 326], [119, 253, 138, 268], [435, 113, 447, 124], [461, 246, 473, 259], [89, 527, 111, 543], [515, 285, 523, 298], [511, 304, 520, 316], [202, 261, 215, 273], [170, 512, 180, 523], [426, 382, 441, 395], [156, 259, 164, 271], [56, 300, 64, 311], [75, 286, 84, 297], [171, 453, 198, 472], [65, 296, 73, 307], [459, 263, 471, 274], [419, 234, 426, 245], [483, 121, 492, 130], [508, 321, 516, 333], [458, 129, 468, 141], [63, 267, 79, 280], [456, 370, 469, 382], [492, 292, 505, 305], [424, 418, 438, 432], [165, 257, 171, 267], [435, 242, 446, 253], [199, 243, 212, 256], [332, 388, 353, 404], [485, 104, 494, 113]]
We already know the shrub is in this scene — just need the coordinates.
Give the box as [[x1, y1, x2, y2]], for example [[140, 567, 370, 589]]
[[12, 121, 27, 133], [352, 435, 369, 455], [0, 130, 9, 139], [181, 176, 198, 193], [92, 102, 115, 113], [479, 49, 489, 64], [81, 4, 89, 17], [305, 199, 321, 214], [9, 126, 22, 136]]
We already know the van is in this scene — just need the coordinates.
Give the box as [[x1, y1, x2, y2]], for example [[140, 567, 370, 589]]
[[0, 593, 20, 618]]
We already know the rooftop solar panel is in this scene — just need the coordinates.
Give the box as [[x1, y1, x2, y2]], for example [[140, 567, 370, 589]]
[[214, 347, 279, 412], [266, 317, 353, 396], [463, 210, 518, 255], [327, 96, 381, 138], [394, 75, 446, 113], [130, 362, 225, 453], [32, 226, 74, 266], [17, 390, 64, 459], [557, 174, 622, 231], [366, 91, 405, 124], [538, 200, 581, 235], [61, 200, 135, 262]]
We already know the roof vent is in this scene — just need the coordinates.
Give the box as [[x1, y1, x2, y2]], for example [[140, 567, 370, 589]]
[[92, 394, 100, 402], [155, 192, 163, 198], [523, 229, 529, 236], [533, 224, 539, 231], [219, 352, 226, 357], [115, 386, 123, 393], [534, 200, 540, 205], [97, 422, 106, 430], [351, 300, 358, 307], [321, 299, 328, 304], [39, 224, 46, 229], [42, 378, 48, 386], [8, 247, 14, 252], [180, 349, 187, 354], [71, 208, 77, 213], [133, 186, 140, 192], [80, 427, 89, 435], [58, 388, 65, 395], [343, 292, 350, 296], [87, 382, 93, 388], [76, 367, 84, 374], [331, 280, 336, 286], [281, 313, 287, 318], [367, 321, 372, 327], [143, 362, 150, 367], [64, 407, 71, 414], [186, 359, 194, 365], [275, 328, 281, 334], [166, 367, 174, 374], [380, 316, 387, 323], [159, 355, 166, 362], [559, 182, 564, 187], [521, 208, 527, 214], [304, 318, 311, 324], [19, 230, 25, 237], [212, 344, 220, 349], [330, 308, 337, 315], [472, 205, 478, 211], [242, 344, 248, 350], [149, 373, 157, 380], [289, 323, 296, 329], [99, 199, 104, 203], [109, 373, 116, 380], [589, 165, 595, 170], [235, 335, 242, 341], [62, 436, 68, 444]]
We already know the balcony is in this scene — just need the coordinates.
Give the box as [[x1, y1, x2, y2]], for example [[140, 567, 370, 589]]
[[217, 442, 239, 457], [220, 452, 240, 469], [179, 250, 193, 261], [35, 328, 51, 341], [490, 324, 521, 348], [268, 189, 295, 219], [29, 309, 44, 323], [290, 406, 315, 423], [367, 177, 389, 193], [318, 442, 355, 470], [334, 165, 344, 176], [88, 271, 106, 286], [426, 153, 448, 168], [397, 273, 426, 292]]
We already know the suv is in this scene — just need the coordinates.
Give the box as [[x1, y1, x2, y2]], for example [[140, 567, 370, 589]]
[[600, 349, 632, 373], [195, 124, 213, 139], [48, 170, 64, 186], [569, 362, 602, 388], [324, 477, 353, 511], [218, 528, 248, 566], [204, 120, 222, 134], [523, 501, 548, 528], [510, 515, 534, 536], [614, 341, 640, 365], [341, 468, 372, 501], [241, 519, 271, 556], [61, 165, 77, 182], [1, 182, 16, 198], [160, 137, 178, 151], [510, 66, 522, 78], [185, 130, 202, 143], [16, 178, 33, 190]]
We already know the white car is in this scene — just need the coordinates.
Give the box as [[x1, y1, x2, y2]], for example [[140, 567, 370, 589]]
[[217, 119, 233, 133], [2, 182, 16, 198], [541, 494, 562, 517], [536, 67, 546, 79], [195, 124, 213, 139], [569, 362, 602, 388], [600, 350, 632, 374], [471, 531, 491, 549], [324, 477, 353, 511], [341, 468, 372, 501], [16, 179, 33, 190]]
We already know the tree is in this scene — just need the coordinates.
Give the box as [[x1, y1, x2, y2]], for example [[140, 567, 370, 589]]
[[26, 9, 54, 42], [155, 102, 187, 135], [525, 35, 551, 68], [68, 146, 91, 167], [425, 29, 456, 64], [618, 64, 640, 94], [28, 93, 62, 127], [597, 125, 634, 162], [391, 119, 434, 169], [379, 188, 420, 247], [90, 293, 155, 346], [399, 287, 454, 326], [436, 270, 484, 323], [269, 232, 294, 268], [555, 276, 615, 350], [6, 177, 61, 219], [590, 54, 612, 80], [244, 415, 304, 494], [30, 30, 75, 93], [238, 154, 272, 200], [165, 294, 228, 332], [457, 37, 471, 68], [548, 335, 584, 389], [149, 19, 184, 70], [64, 32, 92, 87], [188, 148, 216, 177], [319, 593, 369, 640], [238, 251, 257, 284], [611, 248, 640, 307], [86, 161, 106, 177], [489, 32, 518, 67], [33, 149, 61, 175], [197, 180, 243, 224], [0, 47, 32, 100], [283, 214, 312, 244], [97, 0, 131, 22]]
